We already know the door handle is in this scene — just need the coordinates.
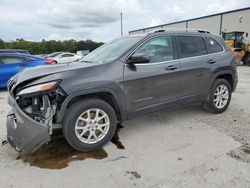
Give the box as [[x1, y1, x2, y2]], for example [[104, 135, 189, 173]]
[[207, 59, 216, 64], [165, 66, 178, 71]]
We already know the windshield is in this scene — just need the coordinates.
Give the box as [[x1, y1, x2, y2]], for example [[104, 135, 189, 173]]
[[82, 36, 143, 63], [223, 33, 235, 40]]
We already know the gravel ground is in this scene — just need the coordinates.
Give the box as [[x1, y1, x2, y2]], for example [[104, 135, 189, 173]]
[[0, 66, 250, 188]]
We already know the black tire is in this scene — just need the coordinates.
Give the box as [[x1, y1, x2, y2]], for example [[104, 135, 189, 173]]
[[204, 79, 232, 114], [243, 53, 250, 66], [63, 99, 117, 152]]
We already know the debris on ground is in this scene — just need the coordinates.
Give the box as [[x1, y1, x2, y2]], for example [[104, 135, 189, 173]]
[[227, 144, 250, 163], [126, 171, 141, 179]]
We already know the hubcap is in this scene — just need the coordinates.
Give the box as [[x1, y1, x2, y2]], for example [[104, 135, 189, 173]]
[[75, 108, 110, 144], [213, 85, 229, 109]]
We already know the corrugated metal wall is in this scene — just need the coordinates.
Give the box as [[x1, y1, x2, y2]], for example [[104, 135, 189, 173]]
[[129, 8, 250, 40]]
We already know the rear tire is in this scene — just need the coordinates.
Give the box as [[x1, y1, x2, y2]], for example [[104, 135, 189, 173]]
[[204, 79, 231, 114], [243, 53, 250, 66], [63, 99, 117, 152]]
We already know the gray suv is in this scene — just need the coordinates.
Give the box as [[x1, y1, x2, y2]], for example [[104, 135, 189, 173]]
[[6, 29, 238, 154]]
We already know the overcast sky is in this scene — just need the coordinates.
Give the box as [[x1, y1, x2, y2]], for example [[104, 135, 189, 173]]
[[0, 0, 249, 42]]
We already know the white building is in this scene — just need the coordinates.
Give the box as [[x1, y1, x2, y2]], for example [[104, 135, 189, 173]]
[[129, 7, 250, 40]]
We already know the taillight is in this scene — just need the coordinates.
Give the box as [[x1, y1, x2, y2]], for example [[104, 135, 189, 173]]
[[46, 58, 55, 64], [233, 52, 241, 65]]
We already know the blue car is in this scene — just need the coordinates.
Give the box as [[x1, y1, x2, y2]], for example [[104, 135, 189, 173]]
[[0, 53, 52, 88]]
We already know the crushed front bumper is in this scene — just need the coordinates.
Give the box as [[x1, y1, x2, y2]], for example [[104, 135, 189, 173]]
[[6, 95, 51, 154]]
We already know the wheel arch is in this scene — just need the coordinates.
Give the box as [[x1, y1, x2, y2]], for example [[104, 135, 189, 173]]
[[215, 74, 233, 91], [57, 88, 127, 123], [211, 66, 237, 92]]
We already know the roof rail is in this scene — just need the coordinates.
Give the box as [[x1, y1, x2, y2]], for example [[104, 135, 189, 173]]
[[154, 28, 211, 34]]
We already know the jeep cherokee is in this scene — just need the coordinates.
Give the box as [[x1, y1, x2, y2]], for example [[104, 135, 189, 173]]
[[6, 29, 238, 154]]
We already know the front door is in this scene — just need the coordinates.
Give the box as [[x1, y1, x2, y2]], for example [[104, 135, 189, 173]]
[[123, 35, 180, 118]]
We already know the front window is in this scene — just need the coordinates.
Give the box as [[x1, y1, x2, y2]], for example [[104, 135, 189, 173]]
[[133, 36, 174, 63], [82, 36, 143, 63]]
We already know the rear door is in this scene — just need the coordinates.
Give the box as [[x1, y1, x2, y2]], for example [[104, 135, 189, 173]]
[[204, 37, 225, 65], [123, 35, 180, 118], [176, 35, 211, 104], [0, 55, 28, 87]]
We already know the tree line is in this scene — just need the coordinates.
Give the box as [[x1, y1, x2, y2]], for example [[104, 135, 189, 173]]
[[0, 38, 104, 55]]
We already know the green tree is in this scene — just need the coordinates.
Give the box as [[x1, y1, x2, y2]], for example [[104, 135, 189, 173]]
[[0, 39, 7, 49], [3, 39, 103, 55]]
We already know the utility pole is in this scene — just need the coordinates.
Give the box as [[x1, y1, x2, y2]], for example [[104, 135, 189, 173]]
[[120, 12, 123, 36]]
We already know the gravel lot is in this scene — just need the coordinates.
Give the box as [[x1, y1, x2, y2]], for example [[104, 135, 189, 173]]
[[0, 66, 250, 188]]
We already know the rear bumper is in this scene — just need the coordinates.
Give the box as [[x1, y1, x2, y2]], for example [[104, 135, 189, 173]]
[[6, 95, 50, 154]]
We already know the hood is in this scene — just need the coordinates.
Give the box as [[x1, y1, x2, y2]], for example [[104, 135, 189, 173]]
[[13, 62, 99, 86]]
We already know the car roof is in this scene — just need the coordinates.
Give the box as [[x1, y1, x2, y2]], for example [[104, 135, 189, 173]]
[[50, 51, 67, 54], [138, 28, 223, 41], [0, 53, 43, 59], [225, 31, 244, 34], [0, 49, 28, 52], [129, 28, 223, 41], [61, 52, 74, 54]]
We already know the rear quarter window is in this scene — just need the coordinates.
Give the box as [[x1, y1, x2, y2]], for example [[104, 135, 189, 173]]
[[205, 38, 223, 54], [176, 36, 207, 58]]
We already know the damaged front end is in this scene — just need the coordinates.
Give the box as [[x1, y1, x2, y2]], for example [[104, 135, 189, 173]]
[[6, 79, 66, 154]]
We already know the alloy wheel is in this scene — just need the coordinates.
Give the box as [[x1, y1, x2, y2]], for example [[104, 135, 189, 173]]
[[74, 108, 110, 144]]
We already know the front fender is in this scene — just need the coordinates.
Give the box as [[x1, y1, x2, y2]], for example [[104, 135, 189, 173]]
[[57, 87, 127, 123]]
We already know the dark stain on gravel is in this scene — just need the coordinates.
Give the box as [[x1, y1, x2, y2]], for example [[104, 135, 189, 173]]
[[111, 123, 125, 149], [16, 123, 125, 169], [16, 137, 108, 169]]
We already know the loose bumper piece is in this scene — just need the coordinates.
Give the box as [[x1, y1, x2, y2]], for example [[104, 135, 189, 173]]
[[6, 95, 50, 154]]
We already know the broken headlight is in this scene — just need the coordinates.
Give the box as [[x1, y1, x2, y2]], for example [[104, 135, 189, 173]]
[[17, 81, 58, 96]]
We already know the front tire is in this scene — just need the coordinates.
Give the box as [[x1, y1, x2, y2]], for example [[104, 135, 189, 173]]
[[63, 99, 117, 152], [204, 79, 231, 114]]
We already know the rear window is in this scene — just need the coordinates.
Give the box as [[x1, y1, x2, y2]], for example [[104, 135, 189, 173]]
[[0, 56, 25, 64], [176, 36, 207, 58], [61, 54, 74, 58], [205, 38, 223, 54]]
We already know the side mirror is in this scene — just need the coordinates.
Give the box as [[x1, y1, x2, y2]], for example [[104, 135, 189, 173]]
[[127, 53, 150, 65], [246, 33, 248, 37]]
